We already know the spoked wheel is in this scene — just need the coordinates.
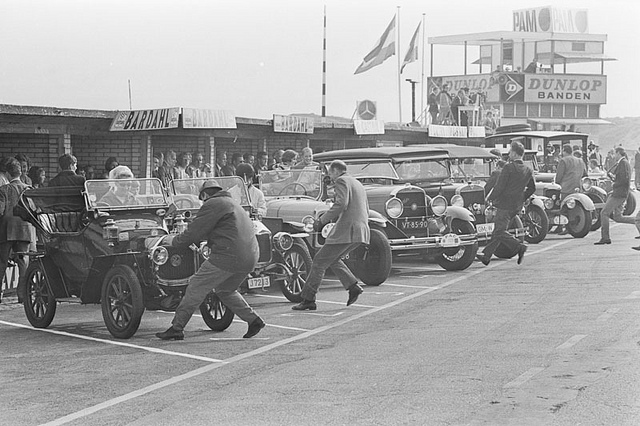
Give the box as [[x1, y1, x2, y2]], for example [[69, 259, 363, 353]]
[[101, 265, 145, 339], [523, 204, 549, 244], [24, 261, 57, 328], [567, 205, 591, 238], [495, 216, 525, 259], [200, 292, 235, 331], [279, 241, 312, 302]]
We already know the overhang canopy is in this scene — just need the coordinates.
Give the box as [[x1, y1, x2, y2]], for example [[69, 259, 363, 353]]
[[528, 118, 612, 125], [428, 31, 607, 46]]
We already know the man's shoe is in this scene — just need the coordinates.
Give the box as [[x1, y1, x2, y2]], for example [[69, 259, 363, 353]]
[[476, 253, 490, 266], [557, 227, 568, 236], [347, 284, 364, 306], [292, 300, 317, 311], [517, 245, 527, 265], [635, 235, 640, 239], [243, 317, 265, 338], [632, 246, 640, 251], [155, 326, 184, 341], [594, 239, 612, 245]]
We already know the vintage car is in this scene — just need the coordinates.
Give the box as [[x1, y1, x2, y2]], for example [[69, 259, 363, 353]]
[[17, 178, 261, 339], [169, 177, 312, 302], [312, 148, 479, 270], [259, 168, 393, 285]]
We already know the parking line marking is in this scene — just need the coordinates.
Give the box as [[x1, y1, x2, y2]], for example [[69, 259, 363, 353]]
[[209, 337, 270, 341], [624, 291, 640, 299], [280, 312, 344, 318], [556, 335, 587, 350], [0, 320, 224, 364], [44, 238, 575, 426], [231, 318, 310, 332], [596, 308, 620, 322], [503, 367, 545, 389], [250, 293, 376, 308], [385, 283, 439, 289]]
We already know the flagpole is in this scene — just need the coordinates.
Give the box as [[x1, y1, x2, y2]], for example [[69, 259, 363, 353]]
[[420, 13, 426, 125], [396, 6, 402, 123], [322, 5, 327, 118]]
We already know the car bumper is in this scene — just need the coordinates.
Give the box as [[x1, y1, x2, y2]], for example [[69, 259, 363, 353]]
[[388, 234, 477, 251]]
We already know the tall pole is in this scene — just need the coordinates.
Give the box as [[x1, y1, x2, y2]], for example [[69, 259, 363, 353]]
[[322, 5, 327, 118], [128, 79, 132, 109], [406, 79, 417, 122], [396, 6, 402, 123], [420, 13, 426, 125]]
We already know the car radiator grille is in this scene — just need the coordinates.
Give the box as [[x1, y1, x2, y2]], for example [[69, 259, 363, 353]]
[[460, 187, 485, 217], [256, 232, 272, 264], [158, 247, 196, 280], [398, 191, 427, 217], [544, 189, 562, 208]]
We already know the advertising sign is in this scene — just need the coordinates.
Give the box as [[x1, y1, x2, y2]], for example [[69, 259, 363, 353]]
[[513, 7, 588, 34], [182, 108, 237, 129], [524, 75, 606, 104], [273, 114, 314, 134], [110, 108, 180, 131], [354, 120, 385, 135], [428, 75, 500, 104], [356, 100, 377, 120]]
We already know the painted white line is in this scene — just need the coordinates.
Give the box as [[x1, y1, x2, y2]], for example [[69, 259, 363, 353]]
[[209, 337, 270, 341], [596, 308, 620, 322], [624, 291, 640, 300], [399, 275, 432, 279], [503, 367, 545, 389], [44, 238, 575, 425], [280, 312, 344, 318], [393, 265, 442, 271], [251, 293, 375, 308], [385, 283, 439, 289], [556, 335, 587, 350], [370, 291, 405, 296], [231, 318, 310, 332], [0, 320, 224, 364]]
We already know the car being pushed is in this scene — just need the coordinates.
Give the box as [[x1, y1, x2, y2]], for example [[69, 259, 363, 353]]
[[169, 176, 312, 303], [17, 178, 235, 339], [313, 148, 479, 271], [259, 168, 393, 286]]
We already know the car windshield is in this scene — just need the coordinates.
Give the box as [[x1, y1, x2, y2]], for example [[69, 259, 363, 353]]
[[86, 178, 167, 209], [450, 158, 492, 179], [171, 176, 250, 207], [394, 160, 450, 181], [259, 169, 322, 198], [345, 162, 398, 179]]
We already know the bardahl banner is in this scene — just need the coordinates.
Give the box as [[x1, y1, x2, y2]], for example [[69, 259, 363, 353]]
[[110, 108, 180, 131], [354, 120, 385, 135], [513, 7, 588, 34], [273, 114, 314, 134], [524, 75, 606, 104], [183, 108, 237, 129]]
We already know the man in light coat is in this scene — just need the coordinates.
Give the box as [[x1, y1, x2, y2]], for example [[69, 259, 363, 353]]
[[292, 160, 369, 310]]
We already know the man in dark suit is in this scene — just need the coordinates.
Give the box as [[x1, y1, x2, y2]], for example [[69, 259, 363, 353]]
[[292, 160, 369, 310], [477, 141, 536, 266], [597, 146, 635, 245], [48, 153, 86, 187], [0, 158, 33, 303]]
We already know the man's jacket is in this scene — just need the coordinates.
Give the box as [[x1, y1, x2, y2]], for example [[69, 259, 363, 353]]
[[0, 178, 33, 243], [321, 173, 370, 245], [611, 157, 631, 199], [489, 159, 536, 212]]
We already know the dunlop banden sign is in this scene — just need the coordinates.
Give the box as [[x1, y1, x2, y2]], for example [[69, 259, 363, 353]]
[[183, 108, 237, 129], [524, 75, 606, 104], [273, 114, 314, 134], [110, 108, 180, 131]]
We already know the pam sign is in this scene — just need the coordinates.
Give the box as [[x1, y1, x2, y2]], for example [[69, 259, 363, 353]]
[[513, 7, 588, 34], [110, 108, 180, 131]]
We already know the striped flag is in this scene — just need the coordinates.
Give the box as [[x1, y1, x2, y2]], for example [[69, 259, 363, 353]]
[[401, 22, 421, 74], [354, 16, 396, 75]]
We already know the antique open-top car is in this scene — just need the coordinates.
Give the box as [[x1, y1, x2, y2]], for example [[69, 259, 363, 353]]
[[18, 178, 238, 339], [169, 176, 312, 302], [312, 148, 479, 271]]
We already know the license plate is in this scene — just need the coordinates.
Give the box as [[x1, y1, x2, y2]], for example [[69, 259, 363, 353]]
[[440, 233, 461, 247], [476, 223, 494, 234], [401, 220, 429, 230], [247, 276, 270, 289], [553, 215, 569, 225]]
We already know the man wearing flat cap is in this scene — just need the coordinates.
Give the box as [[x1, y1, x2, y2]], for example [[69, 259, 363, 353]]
[[156, 179, 265, 340]]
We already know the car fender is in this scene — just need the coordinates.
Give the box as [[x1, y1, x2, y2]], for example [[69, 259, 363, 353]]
[[445, 205, 475, 223], [585, 185, 607, 202], [529, 195, 547, 209], [562, 193, 595, 211], [367, 209, 388, 227]]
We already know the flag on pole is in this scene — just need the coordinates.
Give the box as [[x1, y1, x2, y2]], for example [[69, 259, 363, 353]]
[[354, 16, 396, 75], [401, 22, 421, 74]]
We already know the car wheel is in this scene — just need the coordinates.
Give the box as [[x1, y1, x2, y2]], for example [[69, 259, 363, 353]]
[[279, 241, 312, 303], [495, 216, 525, 259], [567, 204, 591, 238], [586, 194, 605, 231], [523, 204, 549, 244], [347, 229, 392, 286], [23, 260, 57, 329], [436, 219, 478, 271], [101, 265, 145, 339], [623, 191, 637, 216], [200, 292, 235, 331]]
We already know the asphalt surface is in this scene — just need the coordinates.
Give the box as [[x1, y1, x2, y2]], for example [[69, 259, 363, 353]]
[[1, 223, 639, 426]]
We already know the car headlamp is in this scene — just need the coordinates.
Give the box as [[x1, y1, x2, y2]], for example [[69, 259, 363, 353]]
[[151, 246, 169, 265], [450, 194, 464, 207], [273, 232, 294, 252], [385, 197, 403, 219], [544, 199, 555, 210], [430, 195, 447, 217], [581, 177, 592, 191], [565, 198, 576, 209], [302, 215, 315, 233]]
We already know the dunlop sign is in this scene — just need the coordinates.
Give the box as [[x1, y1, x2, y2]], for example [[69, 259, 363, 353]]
[[524, 75, 606, 104], [273, 115, 314, 134], [183, 108, 237, 129], [110, 108, 180, 131]]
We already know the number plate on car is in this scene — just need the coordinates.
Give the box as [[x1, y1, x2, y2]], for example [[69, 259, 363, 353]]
[[553, 215, 569, 225], [476, 223, 494, 234], [440, 233, 461, 247], [401, 220, 429, 229], [247, 276, 270, 289]]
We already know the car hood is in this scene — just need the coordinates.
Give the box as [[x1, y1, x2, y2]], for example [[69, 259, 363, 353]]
[[265, 198, 330, 222]]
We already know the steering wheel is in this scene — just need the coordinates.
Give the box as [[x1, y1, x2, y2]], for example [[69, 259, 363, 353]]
[[278, 182, 308, 196], [175, 198, 197, 209]]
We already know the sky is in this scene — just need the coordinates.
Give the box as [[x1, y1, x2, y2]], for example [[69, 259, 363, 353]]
[[0, 0, 638, 122]]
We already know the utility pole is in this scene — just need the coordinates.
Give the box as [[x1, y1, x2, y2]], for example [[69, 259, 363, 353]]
[[406, 79, 418, 122]]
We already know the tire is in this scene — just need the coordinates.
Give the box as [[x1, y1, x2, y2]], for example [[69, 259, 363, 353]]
[[200, 292, 235, 331], [348, 229, 392, 286], [279, 241, 313, 303], [567, 204, 591, 238], [101, 265, 145, 339], [586, 193, 605, 231], [495, 216, 525, 259], [436, 219, 478, 271], [522, 204, 549, 244], [23, 261, 57, 329], [623, 191, 637, 216]]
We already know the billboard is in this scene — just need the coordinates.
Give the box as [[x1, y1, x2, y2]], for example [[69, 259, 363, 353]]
[[524, 75, 606, 104], [513, 7, 588, 34], [182, 108, 237, 129], [110, 108, 180, 131]]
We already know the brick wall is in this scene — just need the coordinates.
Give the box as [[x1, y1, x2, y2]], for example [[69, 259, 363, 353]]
[[73, 134, 144, 177], [0, 134, 53, 179]]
